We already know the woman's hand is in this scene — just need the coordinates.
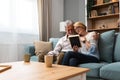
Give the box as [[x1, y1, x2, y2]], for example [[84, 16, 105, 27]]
[[80, 37, 86, 43], [73, 45, 79, 52], [93, 32, 99, 40]]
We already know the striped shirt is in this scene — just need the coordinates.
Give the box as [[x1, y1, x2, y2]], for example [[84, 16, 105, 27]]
[[48, 35, 73, 56]]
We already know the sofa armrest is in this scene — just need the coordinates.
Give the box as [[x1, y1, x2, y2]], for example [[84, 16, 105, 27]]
[[29, 46, 35, 56]]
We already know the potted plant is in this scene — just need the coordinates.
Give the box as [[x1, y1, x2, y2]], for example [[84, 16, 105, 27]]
[[87, 0, 95, 18]]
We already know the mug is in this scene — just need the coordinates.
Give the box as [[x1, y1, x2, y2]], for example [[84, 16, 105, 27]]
[[24, 54, 30, 62], [44, 55, 53, 67]]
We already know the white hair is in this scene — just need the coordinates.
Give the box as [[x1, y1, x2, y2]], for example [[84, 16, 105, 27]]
[[64, 20, 73, 28]]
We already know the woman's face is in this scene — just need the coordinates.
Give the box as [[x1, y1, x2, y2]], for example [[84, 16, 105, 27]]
[[75, 26, 85, 36]]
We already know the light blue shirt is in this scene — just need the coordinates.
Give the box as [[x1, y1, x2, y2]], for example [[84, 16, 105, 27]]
[[78, 32, 99, 59]]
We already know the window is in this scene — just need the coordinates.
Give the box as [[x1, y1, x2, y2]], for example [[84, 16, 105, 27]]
[[0, 0, 39, 34], [0, 0, 39, 62]]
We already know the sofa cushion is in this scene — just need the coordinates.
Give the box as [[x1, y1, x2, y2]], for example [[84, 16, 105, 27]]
[[30, 55, 39, 62], [49, 38, 60, 49], [98, 30, 115, 62], [79, 62, 108, 78], [100, 62, 120, 80], [114, 33, 120, 62], [87, 77, 104, 80], [34, 41, 52, 62]]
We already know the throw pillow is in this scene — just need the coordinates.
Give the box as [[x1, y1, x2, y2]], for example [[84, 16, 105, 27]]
[[98, 30, 115, 62], [34, 41, 52, 62]]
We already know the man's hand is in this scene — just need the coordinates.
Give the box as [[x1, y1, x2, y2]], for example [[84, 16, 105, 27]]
[[73, 45, 79, 52], [80, 37, 86, 43], [48, 52, 54, 55]]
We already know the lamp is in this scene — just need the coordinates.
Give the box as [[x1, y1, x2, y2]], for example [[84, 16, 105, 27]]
[[59, 22, 66, 32]]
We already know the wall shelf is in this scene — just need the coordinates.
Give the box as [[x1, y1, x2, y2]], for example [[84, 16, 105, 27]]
[[92, 1, 119, 8], [88, 27, 119, 32], [87, 0, 119, 33], [89, 13, 119, 19]]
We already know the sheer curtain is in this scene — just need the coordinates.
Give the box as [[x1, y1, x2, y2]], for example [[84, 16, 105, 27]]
[[0, 0, 39, 62]]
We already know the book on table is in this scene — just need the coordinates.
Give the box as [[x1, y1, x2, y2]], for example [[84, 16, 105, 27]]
[[68, 35, 81, 48]]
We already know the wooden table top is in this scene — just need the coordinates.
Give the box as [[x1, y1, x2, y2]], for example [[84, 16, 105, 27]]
[[0, 61, 89, 80]]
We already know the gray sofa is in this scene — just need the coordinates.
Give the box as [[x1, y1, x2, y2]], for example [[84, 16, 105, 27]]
[[29, 30, 120, 80]]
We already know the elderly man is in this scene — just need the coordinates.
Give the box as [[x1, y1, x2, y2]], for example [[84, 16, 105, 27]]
[[48, 20, 75, 64]]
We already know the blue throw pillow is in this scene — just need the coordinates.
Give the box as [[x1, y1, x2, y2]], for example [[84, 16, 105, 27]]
[[98, 30, 115, 62]]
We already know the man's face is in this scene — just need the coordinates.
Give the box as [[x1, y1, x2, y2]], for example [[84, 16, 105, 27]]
[[65, 25, 74, 36]]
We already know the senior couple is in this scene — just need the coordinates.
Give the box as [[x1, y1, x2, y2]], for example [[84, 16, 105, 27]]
[[48, 20, 99, 66]]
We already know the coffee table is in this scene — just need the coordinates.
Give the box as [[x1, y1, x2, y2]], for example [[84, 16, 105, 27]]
[[0, 61, 89, 80]]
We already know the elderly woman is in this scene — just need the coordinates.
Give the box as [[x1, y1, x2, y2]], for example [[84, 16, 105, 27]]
[[62, 21, 99, 66]]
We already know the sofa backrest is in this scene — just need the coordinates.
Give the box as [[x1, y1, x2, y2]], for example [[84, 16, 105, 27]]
[[114, 33, 120, 62], [49, 38, 60, 49], [49, 31, 120, 63], [98, 30, 115, 63]]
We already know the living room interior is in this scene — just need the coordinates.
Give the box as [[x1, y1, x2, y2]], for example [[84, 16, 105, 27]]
[[0, 0, 120, 80]]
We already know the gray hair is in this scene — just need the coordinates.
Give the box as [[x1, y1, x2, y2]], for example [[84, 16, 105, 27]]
[[64, 20, 73, 28]]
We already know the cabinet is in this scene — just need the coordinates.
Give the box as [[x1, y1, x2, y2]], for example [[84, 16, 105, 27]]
[[87, 0, 119, 32]]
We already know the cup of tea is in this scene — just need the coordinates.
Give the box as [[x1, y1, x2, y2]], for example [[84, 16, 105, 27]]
[[24, 54, 30, 62], [44, 55, 53, 67]]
